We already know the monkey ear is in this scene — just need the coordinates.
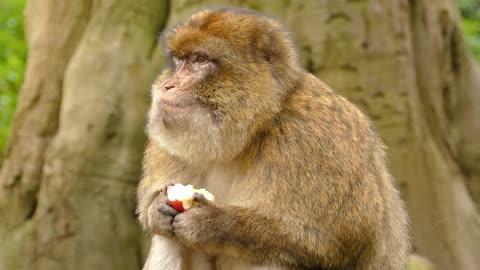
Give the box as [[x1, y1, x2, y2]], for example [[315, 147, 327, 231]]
[[260, 28, 289, 66], [262, 32, 278, 63], [259, 26, 302, 87]]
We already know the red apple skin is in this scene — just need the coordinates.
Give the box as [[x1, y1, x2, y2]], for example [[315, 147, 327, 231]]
[[169, 200, 185, 212]]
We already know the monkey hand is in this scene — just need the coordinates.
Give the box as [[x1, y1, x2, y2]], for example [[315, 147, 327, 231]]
[[172, 193, 222, 249], [144, 182, 180, 236], [167, 184, 215, 212]]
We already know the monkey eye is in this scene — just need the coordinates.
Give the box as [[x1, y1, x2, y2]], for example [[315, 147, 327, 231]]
[[190, 54, 207, 64], [196, 55, 206, 63]]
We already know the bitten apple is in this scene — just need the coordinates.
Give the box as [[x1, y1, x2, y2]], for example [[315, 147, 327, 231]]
[[167, 184, 214, 212]]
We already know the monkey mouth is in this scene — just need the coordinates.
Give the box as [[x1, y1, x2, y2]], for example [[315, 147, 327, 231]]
[[159, 100, 187, 112], [157, 97, 200, 129], [159, 102, 186, 128]]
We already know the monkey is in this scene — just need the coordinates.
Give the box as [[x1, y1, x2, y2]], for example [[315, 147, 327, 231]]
[[137, 8, 409, 270]]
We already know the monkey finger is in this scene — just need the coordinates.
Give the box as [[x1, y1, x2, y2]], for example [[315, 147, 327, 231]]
[[193, 193, 215, 207], [158, 203, 180, 216], [157, 182, 175, 196], [164, 181, 175, 187]]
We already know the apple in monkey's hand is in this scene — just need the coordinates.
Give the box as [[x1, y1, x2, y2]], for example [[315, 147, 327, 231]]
[[167, 184, 215, 212]]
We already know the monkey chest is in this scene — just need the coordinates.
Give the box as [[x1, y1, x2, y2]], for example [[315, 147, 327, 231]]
[[202, 166, 250, 206]]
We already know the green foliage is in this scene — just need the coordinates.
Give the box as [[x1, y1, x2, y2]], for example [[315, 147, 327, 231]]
[[0, 0, 26, 151], [460, 0, 480, 61]]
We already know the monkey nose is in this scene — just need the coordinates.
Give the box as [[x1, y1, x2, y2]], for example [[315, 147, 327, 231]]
[[164, 84, 176, 92]]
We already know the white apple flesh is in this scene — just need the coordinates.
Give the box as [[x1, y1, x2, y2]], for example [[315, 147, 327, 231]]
[[167, 184, 214, 212]]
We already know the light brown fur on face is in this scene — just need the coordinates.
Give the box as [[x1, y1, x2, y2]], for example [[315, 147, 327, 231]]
[[138, 8, 409, 270]]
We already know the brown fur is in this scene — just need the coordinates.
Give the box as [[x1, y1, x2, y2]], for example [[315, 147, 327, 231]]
[[137, 8, 409, 270]]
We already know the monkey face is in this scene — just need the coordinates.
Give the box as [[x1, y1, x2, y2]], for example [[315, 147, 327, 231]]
[[147, 48, 252, 163], [147, 9, 301, 163], [147, 45, 229, 163], [151, 51, 217, 130]]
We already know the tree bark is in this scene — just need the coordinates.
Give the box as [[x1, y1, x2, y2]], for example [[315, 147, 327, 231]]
[[1, 0, 479, 270], [0, 0, 168, 269]]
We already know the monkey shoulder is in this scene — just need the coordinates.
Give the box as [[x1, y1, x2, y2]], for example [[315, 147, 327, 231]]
[[275, 74, 380, 154]]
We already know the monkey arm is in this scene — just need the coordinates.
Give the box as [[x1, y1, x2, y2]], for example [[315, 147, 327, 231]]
[[172, 202, 350, 268], [137, 141, 204, 231]]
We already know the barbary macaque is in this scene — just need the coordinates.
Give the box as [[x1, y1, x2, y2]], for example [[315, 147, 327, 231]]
[[137, 8, 409, 270]]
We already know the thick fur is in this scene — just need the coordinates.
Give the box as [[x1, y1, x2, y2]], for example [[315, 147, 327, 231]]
[[138, 8, 409, 270]]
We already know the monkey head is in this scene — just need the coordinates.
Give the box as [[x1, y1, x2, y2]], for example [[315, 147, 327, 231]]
[[148, 9, 302, 163]]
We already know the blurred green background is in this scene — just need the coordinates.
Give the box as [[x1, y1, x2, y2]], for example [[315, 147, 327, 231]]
[[0, 0, 26, 152], [461, 0, 480, 60], [0, 0, 479, 152]]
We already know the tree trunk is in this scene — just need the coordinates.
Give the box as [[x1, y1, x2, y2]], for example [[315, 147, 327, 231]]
[[1, 0, 479, 270], [0, 0, 168, 269]]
